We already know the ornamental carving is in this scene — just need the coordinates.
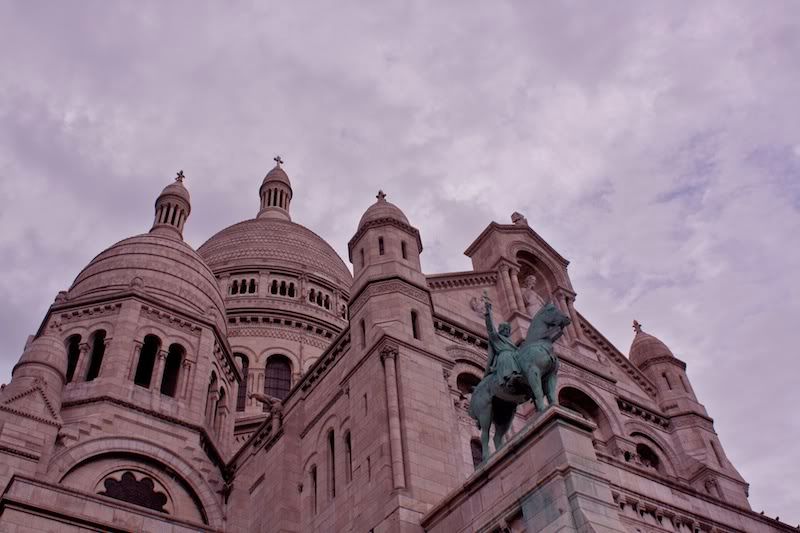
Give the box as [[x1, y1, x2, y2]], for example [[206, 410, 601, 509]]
[[99, 471, 168, 513], [140, 305, 202, 337], [56, 303, 122, 325], [228, 327, 330, 350]]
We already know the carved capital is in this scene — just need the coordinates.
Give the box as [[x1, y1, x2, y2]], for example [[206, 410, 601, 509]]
[[79, 342, 91, 354], [380, 343, 399, 364]]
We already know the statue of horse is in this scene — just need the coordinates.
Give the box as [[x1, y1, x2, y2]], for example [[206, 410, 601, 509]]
[[468, 302, 571, 463]]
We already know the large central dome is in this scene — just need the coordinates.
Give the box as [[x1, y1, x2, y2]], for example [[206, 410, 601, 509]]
[[198, 218, 352, 287]]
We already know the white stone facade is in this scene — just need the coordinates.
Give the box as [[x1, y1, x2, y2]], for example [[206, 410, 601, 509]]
[[0, 167, 793, 532]]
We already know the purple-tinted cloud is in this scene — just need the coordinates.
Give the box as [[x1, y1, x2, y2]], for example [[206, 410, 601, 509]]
[[0, 0, 798, 524]]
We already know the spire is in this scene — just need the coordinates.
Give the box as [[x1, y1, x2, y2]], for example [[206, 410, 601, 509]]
[[258, 156, 293, 221], [633, 319, 643, 334], [150, 171, 191, 239]]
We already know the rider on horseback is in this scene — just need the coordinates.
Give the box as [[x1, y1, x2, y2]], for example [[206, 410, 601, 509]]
[[483, 297, 521, 386]]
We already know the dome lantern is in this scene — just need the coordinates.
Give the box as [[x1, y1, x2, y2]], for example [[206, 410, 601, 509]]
[[258, 156, 293, 221], [150, 171, 191, 239]]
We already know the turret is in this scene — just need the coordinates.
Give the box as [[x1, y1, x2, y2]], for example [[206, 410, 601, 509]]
[[347, 191, 429, 345], [257, 156, 292, 221], [150, 171, 191, 239], [1, 328, 67, 414], [629, 320, 750, 505]]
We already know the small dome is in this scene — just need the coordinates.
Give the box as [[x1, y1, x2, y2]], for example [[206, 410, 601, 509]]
[[262, 164, 291, 187], [68, 234, 227, 334], [158, 175, 191, 206], [629, 320, 675, 367], [14, 331, 67, 379], [358, 190, 409, 229]]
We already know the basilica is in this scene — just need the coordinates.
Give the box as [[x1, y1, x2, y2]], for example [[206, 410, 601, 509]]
[[0, 162, 793, 532]]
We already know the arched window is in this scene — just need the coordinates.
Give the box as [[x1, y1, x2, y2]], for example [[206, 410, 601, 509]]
[[344, 432, 353, 483], [316, 292, 323, 306], [235, 353, 249, 412], [215, 387, 227, 432], [378, 237, 385, 256], [470, 438, 483, 469], [309, 465, 318, 514], [85, 330, 106, 381], [359, 248, 364, 269], [410, 310, 419, 339], [327, 430, 336, 499], [271, 280, 278, 295], [309, 289, 315, 302], [324, 295, 330, 309], [231, 280, 239, 295], [401, 241, 407, 259], [288, 283, 295, 298], [456, 372, 480, 395], [65, 334, 81, 383], [662, 372, 673, 390], [264, 355, 292, 403], [280, 281, 287, 296], [160, 343, 184, 397], [558, 387, 613, 441], [248, 279, 256, 294], [360, 320, 366, 348], [636, 443, 660, 471], [134, 335, 161, 388]]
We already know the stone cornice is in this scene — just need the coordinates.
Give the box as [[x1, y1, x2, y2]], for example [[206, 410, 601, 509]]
[[463, 222, 569, 267], [617, 397, 670, 429], [432, 314, 489, 351], [426, 270, 497, 291], [347, 217, 423, 260], [347, 275, 432, 317], [638, 354, 688, 372]]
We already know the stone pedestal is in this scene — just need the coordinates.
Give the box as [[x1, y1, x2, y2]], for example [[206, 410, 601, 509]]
[[421, 406, 627, 533]]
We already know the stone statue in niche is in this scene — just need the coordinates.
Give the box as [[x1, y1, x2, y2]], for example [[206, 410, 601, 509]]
[[469, 291, 571, 463], [521, 275, 545, 317]]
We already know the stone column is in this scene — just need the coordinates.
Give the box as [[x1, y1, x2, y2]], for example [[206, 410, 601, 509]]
[[128, 341, 143, 381], [74, 342, 91, 382], [381, 345, 406, 489], [564, 293, 582, 340], [180, 359, 193, 399], [509, 268, 525, 312], [152, 350, 168, 393], [499, 265, 516, 315]]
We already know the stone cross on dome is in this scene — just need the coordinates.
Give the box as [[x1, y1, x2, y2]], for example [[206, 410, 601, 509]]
[[175, 170, 185, 182], [273, 155, 284, 167], [376, 190, 387, 201], [633, 320, 643, 333]]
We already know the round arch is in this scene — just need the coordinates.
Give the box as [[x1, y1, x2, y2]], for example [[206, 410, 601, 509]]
[[625, 420, 680, 477], [557, 385, 615, 442], [47, 436, 224, 528], [556, 378, 624, 436], [508, 241, 572, 290]]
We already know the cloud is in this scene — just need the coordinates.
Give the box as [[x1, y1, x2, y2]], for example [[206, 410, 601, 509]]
[[0, 0, 798, 524]]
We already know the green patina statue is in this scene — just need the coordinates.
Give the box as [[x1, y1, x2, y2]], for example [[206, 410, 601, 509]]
[[468, 292, 571, 463]]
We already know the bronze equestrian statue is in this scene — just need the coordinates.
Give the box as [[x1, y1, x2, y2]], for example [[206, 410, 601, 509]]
[[468, 295, 571, 463]]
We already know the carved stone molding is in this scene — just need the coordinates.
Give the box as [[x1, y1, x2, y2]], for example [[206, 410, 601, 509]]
[[53, 303, 123, 329], [349, 278, 429, 317], [228, 326, 331, 350], [427, 271, 497, 291], [140, 305, 202, 337]]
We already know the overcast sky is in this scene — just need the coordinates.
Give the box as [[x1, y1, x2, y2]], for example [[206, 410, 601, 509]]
[[1, 0, 798, 525]]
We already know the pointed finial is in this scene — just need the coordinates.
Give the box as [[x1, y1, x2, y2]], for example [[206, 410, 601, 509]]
[[176, 170, 185, 182], [633, 320, 642, 334], [376, 190, 387, 201], [274, 155, 284, 167]]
